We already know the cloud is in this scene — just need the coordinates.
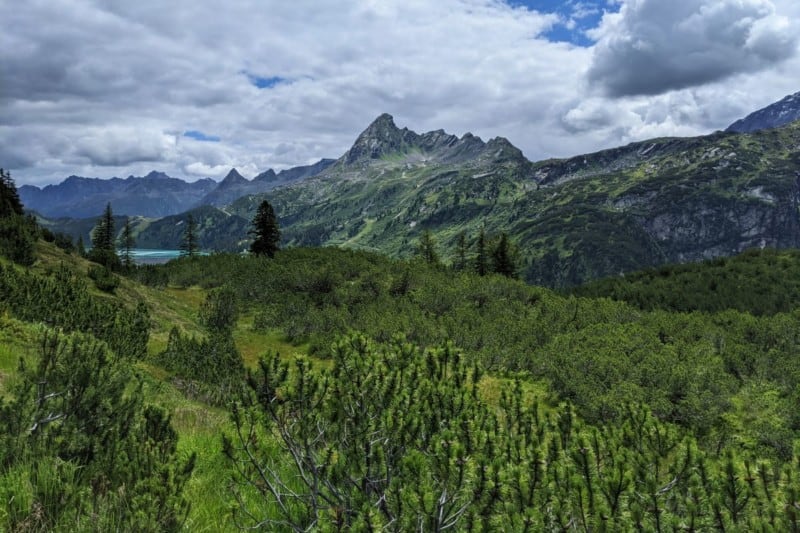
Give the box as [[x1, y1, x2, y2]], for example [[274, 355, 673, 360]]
[[1, 0, 799, 187], [71, 127, 176, 167], [587, 0, 798, 97], [184, 162, 233, 178]]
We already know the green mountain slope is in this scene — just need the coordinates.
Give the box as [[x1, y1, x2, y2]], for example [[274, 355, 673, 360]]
[[131, 205, 250, 252], [571, 247, 800, 316], [38, 114, 800, 286], [227, 116, 800, 286]]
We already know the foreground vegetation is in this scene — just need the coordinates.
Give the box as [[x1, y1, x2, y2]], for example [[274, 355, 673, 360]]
[[2, 168, 800, 529]]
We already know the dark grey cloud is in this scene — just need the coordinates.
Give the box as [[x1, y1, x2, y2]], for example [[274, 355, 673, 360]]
[[588, 0, 798, 97]]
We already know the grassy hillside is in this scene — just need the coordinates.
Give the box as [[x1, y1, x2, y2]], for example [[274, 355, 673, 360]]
[[3, 240, 800, 530]]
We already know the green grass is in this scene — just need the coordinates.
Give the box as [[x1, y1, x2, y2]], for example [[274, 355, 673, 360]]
[[138, 371, 237, 531], [0, 314, 40, 396], [233, 316, 309, 368]]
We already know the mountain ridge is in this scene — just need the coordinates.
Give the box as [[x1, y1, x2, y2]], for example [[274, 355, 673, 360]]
[[34, 92, 800, 286], [224, 112, 800, 286], [726, 91, 800, 133], [20, 159, 337, 217]]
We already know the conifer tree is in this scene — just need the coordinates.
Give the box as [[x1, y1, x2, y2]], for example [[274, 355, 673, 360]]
[[453, 231, 469, 271], [180, 214, 198, 258], [417, 229, 440, 266], [0, 168, 24, 217], [0, 330, 194, 530], [0, 168, 37, 265], [474, 226, 489, 276], [88, 203, 120, 268], [249, 199, 280, 257], [492, 232, 516, 278], [120, 217, 136, 269]]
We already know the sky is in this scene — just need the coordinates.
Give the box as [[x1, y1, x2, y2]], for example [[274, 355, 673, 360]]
[[1, 0, 799, 187]]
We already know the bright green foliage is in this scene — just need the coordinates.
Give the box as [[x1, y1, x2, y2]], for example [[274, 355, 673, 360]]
[[0, 331, 194, 531], [573, 247, 800, 316], [249, 199, 280, 257], [225, 334, 800, 531], [225, 336, 490, 530], [88, 203, 121, 269], [155, 327, 244, 405], [199, 285, 239, 335], [156, 248, 800, 458], [155, 286, 244, 404], [0, 261, 149, 359]]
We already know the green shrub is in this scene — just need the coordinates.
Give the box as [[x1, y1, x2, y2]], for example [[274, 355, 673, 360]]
[[88, 264, 120, 293]]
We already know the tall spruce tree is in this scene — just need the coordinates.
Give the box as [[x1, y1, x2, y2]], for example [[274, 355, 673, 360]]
[[180, 214, 198, 258], [89, 203, 120, 268], [0, 168, 24, 217], [417, 230, 440, 266], [249, 199, 280, 257], [120, 217, 136, 269], [474, 226, 489, 276], [0, 168, 37, 265], [453, 231, 469, 271], [492, 232, 516, 278]]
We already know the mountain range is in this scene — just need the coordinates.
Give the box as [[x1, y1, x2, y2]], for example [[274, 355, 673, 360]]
[[29, 91, 800, 286], [19, 159, 335, 218]]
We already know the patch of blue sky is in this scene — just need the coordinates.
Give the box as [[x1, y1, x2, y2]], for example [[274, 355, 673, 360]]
[[505, 0, 612, 47], [183, 130, 221, 142], [245, 73, 287, 89]]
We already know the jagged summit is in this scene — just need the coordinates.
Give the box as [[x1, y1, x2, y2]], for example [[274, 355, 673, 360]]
[[339, 114, 527, 168], [143, 170, 171, 180], [220, 168, 247, 185], [726, 91, 800, 133], [342, 113, 419, 165], [253, 169, 278, 182]]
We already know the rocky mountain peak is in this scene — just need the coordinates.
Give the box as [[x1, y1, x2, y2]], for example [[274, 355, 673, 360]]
[[342, 113, 419, 165], [143, 170, 171, 180], [485, 137, 525, 162], [220, 168, 247, 185], [726, 91, 800, 133], [253, 169, 278, 182]]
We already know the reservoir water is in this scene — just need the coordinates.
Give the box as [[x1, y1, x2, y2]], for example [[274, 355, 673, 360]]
[[126, 249, 183, 264]]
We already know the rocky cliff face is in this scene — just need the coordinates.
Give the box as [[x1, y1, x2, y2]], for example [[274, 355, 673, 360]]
[[336, 114, 529, 171], [726, 92, 800, 133]]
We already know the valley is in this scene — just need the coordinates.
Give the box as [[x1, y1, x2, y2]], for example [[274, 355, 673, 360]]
[[29, 97, 800, 287], [2, 92, 800, 531]]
